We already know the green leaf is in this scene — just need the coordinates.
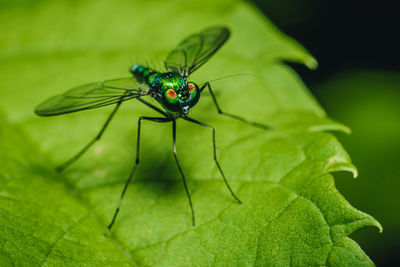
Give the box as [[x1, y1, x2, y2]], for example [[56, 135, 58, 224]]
[[313, 69, 400, 263], [0, 0, 380, 266]]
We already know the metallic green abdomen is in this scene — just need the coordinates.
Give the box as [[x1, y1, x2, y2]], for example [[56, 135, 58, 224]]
[[130, 64, 157, 85]]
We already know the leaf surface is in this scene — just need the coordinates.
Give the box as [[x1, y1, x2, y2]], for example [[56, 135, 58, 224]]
[[0, 0, 380, 266]]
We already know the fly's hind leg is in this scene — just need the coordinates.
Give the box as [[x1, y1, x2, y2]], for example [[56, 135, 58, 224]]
[[56, 101, 123, 172]]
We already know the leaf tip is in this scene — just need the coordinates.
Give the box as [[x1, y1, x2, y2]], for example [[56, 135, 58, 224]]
[[366, 215, 384, 234], [352, 167, 358, 178], [341, 125, 352, 135], [305, 56, 318, 70], [378, 222, 383, 233], [326, 158, 358, 178], [308, 123, 351, 134]]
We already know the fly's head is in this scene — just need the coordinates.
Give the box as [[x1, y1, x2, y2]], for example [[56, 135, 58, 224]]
[[152, 72, 200, 115]]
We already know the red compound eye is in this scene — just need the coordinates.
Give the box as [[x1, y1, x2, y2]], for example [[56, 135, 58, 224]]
[[167, 89, 177, 99], [165, 89, 179, 104], [188, 83, 195, 94]]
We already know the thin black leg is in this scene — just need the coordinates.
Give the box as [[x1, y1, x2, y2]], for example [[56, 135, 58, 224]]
[[106, 116, 171, 231], [172, 120, 196, 226], [137, 97, 169, 117], [56, 101, 123, 172], [183, 117, 242, 204], [200, 82, 271, 130]]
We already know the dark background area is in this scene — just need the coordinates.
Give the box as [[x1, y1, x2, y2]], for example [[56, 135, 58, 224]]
[[252, 0, 399, 266], [253, 0, 399, 80]]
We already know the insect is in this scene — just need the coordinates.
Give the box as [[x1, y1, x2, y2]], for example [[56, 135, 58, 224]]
[[35, 26, 269, 230]]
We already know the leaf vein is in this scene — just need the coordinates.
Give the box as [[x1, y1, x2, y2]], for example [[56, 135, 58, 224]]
[[40, 213, 90, 266]]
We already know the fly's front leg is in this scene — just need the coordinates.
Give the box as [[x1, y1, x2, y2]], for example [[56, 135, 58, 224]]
[[106, 116, 171, 232], [183, 117, 242, 204], [200, 82, 271, 130], [172, 120, 196, 226]]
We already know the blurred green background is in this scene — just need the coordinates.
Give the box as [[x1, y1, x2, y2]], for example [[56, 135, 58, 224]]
[[253, 0, 399, 265]]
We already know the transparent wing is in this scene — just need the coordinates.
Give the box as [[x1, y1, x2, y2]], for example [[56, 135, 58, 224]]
[[35, 77, 148, 116], [165, 26, 230, 76]]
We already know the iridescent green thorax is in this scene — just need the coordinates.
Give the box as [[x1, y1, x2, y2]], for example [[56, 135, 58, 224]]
[[152, 72, 185, 90], [130, 64, 200, 115]]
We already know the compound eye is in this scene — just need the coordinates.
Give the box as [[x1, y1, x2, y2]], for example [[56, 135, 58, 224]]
[[165, 89, 179, 104], [188, 82, 196, 94], [186, 82, 200, 108], [188, 82, 198, 100]]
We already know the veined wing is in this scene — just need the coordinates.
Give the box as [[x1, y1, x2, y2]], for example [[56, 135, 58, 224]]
[[35, 77, 149, 116], [165, 26, 230, 76]]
